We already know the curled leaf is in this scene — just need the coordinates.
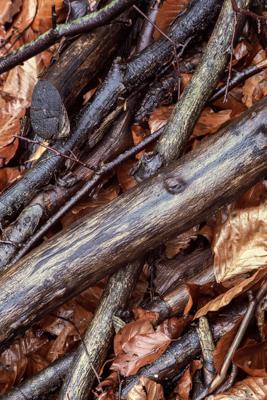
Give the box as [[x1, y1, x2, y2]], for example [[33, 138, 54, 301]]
[[213, 200, 267, 282]]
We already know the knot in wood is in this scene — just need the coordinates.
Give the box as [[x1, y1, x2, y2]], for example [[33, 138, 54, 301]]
[[164, 175, 186, 194]]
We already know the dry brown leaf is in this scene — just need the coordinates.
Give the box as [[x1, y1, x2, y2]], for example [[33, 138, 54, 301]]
[[114, 320, 154, 356], [174, 360, 202, 400], [154, 0, 189, 40], [193, 108, 231, 136], [0, 167, 21, 192], [132, 307, 160, 324], [194, 267, 267, 319], [149, 106, 231, 138], [32, 0, 64, 32], [117, 159, 137, 192], [207, 376, 267, 399], [111, 320, 171, 376], [213, 200, 267, 282], [127, 377, 165, 400], [213, 321, 241, 372], [0, 0, 22, 24], [233, 340, 267, 377], [242, 50, 267, 107], [164, 226, 199, 259]]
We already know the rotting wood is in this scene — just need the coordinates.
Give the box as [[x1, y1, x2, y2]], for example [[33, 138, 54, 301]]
[[0, 98, 266, 350]]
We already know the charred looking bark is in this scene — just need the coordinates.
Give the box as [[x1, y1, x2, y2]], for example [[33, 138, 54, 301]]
[[0, 0, 223, 225], [0, 98, 266, 350], [30, 13, 131, 141]]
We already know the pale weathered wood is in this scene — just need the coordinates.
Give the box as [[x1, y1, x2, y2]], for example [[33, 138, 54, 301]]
[[0, 98, 266, 350]]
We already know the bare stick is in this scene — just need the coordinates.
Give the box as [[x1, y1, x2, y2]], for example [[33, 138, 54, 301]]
[[133, 0, 250, 182], [11, 127, 163, 264], [0, 0, 138, 75], [209, 279, 267, 393]]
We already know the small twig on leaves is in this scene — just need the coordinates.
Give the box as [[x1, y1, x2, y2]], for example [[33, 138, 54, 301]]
[[11, 127, 163, 264], [0, 0, 137, 75], [209, 279, 267, 393], [133, 4, 190, 99], [14, 135, 92, 170], [210, 58, 267, 102]]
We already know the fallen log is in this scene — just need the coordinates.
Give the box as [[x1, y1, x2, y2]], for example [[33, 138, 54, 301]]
[[0, 97, 266, 350], [0, 0, 222, 224], [0, 247, 211, 399]]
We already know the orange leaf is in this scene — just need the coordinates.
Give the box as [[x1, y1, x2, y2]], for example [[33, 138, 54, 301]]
[[154, 0, 189, 40], [194, 267, 267, 319], [212, 200, 267, 282], [233, 341, 267, 377], [207, 376, 267, 399], [127, 377, 165, 400]]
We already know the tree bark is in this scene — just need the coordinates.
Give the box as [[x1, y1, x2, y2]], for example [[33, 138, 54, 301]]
[[0, 0, 223, 224], [30, 19, 131, 140], [0, 98, 266, 350], [133, 0, 249, 181], [59, 261, 141, 400]]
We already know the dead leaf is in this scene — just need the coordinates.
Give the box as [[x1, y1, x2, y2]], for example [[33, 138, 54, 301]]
[[156, 316, 189, 339], [164, 226, 199, 259], [213, 321, 241, 372], [242, 50, 267, 107], [194, 267, 267, 319], [0, 0, 22, 24], [233, 340, 267, 377], [127, 377, 165, 400], [174, 360, 202, 400], [111, 320, 171, 376], [0, 167, 21, 192], [132, 307, 160, 325], [117, 159, 137, 191], [213, 200, 267, 282], [114, 320, 154, 356], [206, 376, 267, 399], [154, 0, 189, 40]]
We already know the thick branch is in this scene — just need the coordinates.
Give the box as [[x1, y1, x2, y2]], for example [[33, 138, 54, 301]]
[[59, 262, 141, 400], [0, 0, 138, 75], [134, 0, 249, 181], [30, 18, 130, 140], [0, 98, 266, 350], [0, 0, 223, 224]]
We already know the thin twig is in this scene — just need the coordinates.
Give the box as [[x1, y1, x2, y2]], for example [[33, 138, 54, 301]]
[[14, 135, 92, 170], [223, 10, 237, 102], [210, 58, 267, 102], [0, 0, 137, 75], [133, 4, 190, 99], [11, 127, 163, 264], [209, 279, 267, 393]]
